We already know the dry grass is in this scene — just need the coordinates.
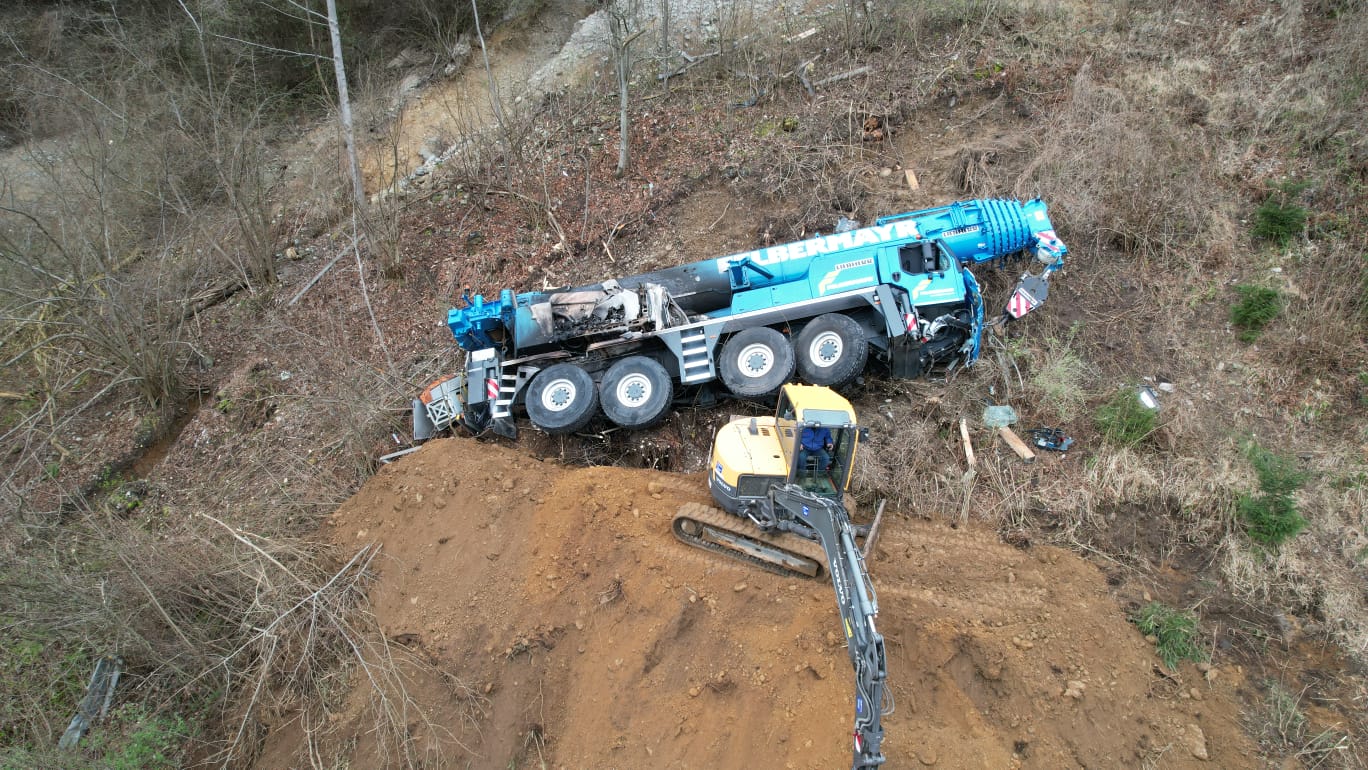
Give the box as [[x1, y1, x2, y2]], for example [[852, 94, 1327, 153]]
[[0, 498, 464, 768], [1017, 63, 1222, 266]]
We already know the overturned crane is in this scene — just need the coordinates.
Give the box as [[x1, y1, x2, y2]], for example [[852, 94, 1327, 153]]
[[417, 198, 1067, 438]]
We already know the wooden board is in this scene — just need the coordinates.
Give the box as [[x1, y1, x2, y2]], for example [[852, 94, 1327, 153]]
[[998, 426, 1037, 462]]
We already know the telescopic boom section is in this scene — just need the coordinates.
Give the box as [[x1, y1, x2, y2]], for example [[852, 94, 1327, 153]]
[[771, 485, 888, 769]]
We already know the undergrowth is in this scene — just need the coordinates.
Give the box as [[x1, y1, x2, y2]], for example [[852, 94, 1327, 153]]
[[1231, 285, 1283, 342], [1237, 442, 1308, 548], [1252, 181, 1309, 247], [1094, 388, 1157, 446], [1131, 602, 1208, 670]]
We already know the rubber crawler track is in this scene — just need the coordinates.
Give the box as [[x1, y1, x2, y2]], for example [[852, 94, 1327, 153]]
[[672, 502, 827, 580]]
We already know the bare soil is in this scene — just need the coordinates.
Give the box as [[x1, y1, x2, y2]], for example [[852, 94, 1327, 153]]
[[250, 437, 1263, 768]]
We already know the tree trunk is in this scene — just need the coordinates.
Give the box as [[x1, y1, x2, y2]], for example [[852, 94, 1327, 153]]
[[616, 51, 630, 177], [657, 0, 671, 92], [325, 0, 365, 211]]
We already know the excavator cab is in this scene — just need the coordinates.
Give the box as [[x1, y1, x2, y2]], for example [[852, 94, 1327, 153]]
[[773, 386, 863, 497], [706, 384, 863, 518]]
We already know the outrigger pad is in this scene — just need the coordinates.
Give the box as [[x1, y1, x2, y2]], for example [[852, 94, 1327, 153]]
[[1005, 273, 1049, 320], [491, 416, 517, 439], [887, 335, 922, 379], [412, 398, 436, 441]]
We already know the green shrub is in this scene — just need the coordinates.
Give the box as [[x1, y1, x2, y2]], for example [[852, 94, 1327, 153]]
[[1251, 181, 1308, 246], [1094, 388, 1156, 446], [99, 708, 190, 770], [0, 635, 90, 748], [1237, 493, 1305, 546], [1131, 602, 1207, 670], [1230, 285, 1283, 341], [1238, 443, 1308, 547]]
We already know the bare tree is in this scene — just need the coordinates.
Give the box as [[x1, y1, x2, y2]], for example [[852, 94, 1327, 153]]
[[603, 0, 644, 177], [324, 0, 366, 211], [171, 0, 280, 286], [844, 0, 878, 50], [657, 0, 672, 92], [469, 0, 521, 179]]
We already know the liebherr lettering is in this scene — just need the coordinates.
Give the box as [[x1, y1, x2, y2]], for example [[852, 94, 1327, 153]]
[[715, 220, 922, 274]]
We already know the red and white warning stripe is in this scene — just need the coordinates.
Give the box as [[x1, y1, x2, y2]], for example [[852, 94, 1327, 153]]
[[1033, 229, 1064, 257], [486, 377, 499, 400], [1006, 286, 1041, 319]]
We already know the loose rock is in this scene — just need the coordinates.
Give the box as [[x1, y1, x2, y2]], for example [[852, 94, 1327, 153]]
[[1185, 723, 1209, 761]]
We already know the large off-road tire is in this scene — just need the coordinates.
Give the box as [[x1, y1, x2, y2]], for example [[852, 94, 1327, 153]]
[[795, 313, 868, 387], [718, 326, 796, 397], [525, 363, 598, 434], [600, 356, 673, 429]]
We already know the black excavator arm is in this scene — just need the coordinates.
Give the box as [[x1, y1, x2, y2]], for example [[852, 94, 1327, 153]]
[[770, 485, 889, 769]]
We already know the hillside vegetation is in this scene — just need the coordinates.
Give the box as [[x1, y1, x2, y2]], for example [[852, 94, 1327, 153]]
[[1, 0, 1365, 766]]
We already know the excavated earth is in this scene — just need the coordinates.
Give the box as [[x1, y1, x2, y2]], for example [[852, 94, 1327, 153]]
[[267, 436, 1265, 769]]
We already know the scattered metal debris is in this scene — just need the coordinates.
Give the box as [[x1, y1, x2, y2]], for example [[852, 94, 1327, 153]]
[[1027, 427, 1075, 452], [58, 656, 123, 750]]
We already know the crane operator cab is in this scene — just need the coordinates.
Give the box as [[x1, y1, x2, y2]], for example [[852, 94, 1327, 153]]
[[707, 384, 865, 518]]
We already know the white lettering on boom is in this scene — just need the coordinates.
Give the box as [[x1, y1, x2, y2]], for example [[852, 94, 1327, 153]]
[[714, 220, 921, 274]]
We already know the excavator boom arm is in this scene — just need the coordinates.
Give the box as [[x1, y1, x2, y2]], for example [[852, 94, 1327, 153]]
[[771, 485, 888, 769]]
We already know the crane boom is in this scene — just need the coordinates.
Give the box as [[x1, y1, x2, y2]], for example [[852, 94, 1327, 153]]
[[771, 484, 888, 768]]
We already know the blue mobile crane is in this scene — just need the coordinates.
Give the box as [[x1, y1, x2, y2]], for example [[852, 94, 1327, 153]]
[[415, 197, 1066, 438]]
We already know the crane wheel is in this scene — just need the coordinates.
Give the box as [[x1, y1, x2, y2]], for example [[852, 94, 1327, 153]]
[[600, 356, 673, 429], [525, 363, 599, 434], [718, 327, 796, 397], [796, 313, 868, 387]]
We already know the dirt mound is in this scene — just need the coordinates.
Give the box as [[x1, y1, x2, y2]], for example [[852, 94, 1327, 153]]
[[283, 437, 1260, 768]]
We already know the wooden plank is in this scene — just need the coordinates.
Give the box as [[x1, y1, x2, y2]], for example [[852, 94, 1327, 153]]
[[998, 426, 1037, 462], [959, 418, 976, 468], [959, 417, 978, 525], [861, 499, 887, 560], [904, 169, 920, 190]]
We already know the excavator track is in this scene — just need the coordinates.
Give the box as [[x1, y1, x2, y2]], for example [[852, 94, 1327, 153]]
[[672, 502, 828, 580]]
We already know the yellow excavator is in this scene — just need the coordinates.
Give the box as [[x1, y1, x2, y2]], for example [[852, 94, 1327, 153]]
[[672, 383, 882, 579], [671, 383, 889, 768]]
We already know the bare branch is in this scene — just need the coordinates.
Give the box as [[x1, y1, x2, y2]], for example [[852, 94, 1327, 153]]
[[210, 33, 330, 61]]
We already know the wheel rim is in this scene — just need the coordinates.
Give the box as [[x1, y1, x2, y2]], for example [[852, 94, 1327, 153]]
[[807, 331, 844, 369], [615, 372, 654, 407], [539, 377, 577, 413], [736, 342, 775, 378]]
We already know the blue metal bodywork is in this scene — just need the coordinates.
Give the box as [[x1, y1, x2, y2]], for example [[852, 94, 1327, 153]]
[[446, 197, 1064, 354], [423, 197, 1067, 436], [447, 289, 515, 351]]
